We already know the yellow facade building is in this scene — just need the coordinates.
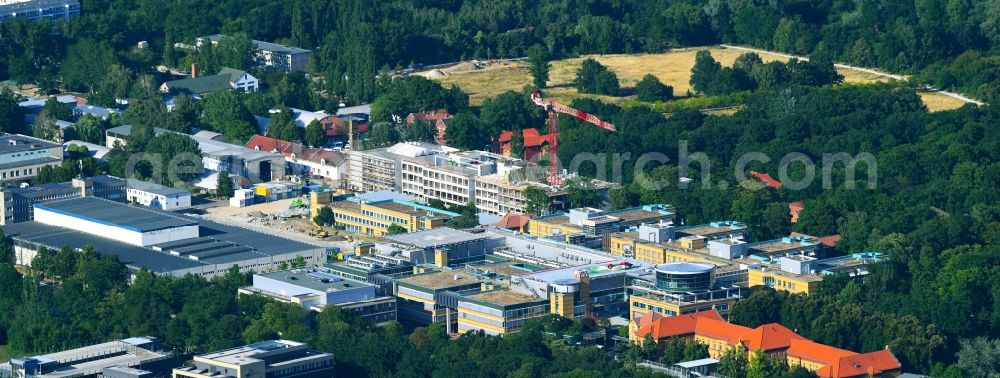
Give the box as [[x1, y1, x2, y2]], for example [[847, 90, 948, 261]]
[[329, 197, 458, 237]]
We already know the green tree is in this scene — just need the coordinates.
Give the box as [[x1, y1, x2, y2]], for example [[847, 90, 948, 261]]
[[42, 97, 73, 121], [364, 122, 400, 149], [313, 206, 335, 226], [575, 58, 619, 95], [214, 33, 256, 71], [291, 255, 308, 269], [479, 91, 545, 142], [143, 133, 203, 185], [216, 171, 235, 198], [443, 112, 483, 150], [0, 88, 24, 134], [635, 74, 673, 102], [690, 50, 721, 94], [386, 224, 407, 235], [524, 186, 550, 216], [955, 337, 1000, 378], [73, 115, 107, 145], [60, 39, 117, 93], [402, 120, 435, 142], [509, 128, 525, 159], [718, 345, 748, 378], [747, 348, 766, 378], [202, 91, 257, 144], [527, 44, 550, 88], [446, 203, 480, 229], [304, 120, 325, 147]]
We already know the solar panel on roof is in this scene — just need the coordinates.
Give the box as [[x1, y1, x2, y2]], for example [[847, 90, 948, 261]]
[[188, 246, 254, 261]]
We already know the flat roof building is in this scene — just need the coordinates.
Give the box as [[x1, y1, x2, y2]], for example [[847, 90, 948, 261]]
[[126, 179, 192, 211], [4, 197, 325, 278], [0, 0, 80, 24], [329, 196, 458, 237], [0, 337, 172, 378], [172, 340, 333, 378], [0, 134, 63, 184], [239, 269, 396, 326], [197, 35, 313, 73], [0, 175, 125, 225]]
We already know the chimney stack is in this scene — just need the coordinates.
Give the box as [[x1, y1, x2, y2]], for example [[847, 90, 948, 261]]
[[348, 119, 356, 150], [191, 63, 198, 78]]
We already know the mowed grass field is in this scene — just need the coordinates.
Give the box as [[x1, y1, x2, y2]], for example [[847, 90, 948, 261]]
[[424, 46, 967, 112]]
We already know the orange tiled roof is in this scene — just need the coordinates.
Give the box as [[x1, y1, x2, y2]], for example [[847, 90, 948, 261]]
[[498, 128, 552, 147], [693, 317, 752, 344], [493, 212, 531, 230], [787, 338, 856, 366], [750, 171, 783, 189], [633, 310, 723, 340], [740, 323, 805, 351], [789, 201, 804, 212], [815, 350, 901, 378]]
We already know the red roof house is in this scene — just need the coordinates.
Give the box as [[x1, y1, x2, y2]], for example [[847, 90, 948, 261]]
[[498, 128, 552, 162], [406, 109, 453, 145], [749, 171, 783, 189]]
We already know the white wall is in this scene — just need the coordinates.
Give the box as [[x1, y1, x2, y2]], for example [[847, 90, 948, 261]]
[[34, 206, 198, 247]]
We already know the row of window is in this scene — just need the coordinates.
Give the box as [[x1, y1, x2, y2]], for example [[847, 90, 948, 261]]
[[1, 167, 35, 179]]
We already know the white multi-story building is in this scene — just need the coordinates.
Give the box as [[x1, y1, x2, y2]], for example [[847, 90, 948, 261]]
[[196, 34, 313, 72], [127, 179, 192, 211], [347, 142, 455, 193], [0, 0, 80, 23], [0, 134, 63, 184], [401, 150, 522, 210]]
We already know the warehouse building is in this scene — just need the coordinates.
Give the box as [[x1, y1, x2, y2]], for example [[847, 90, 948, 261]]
[[239, 269, 397, 326], [0, 337, 173, 378], [172, 340, 333, 378], [4, 197, 325, 278]]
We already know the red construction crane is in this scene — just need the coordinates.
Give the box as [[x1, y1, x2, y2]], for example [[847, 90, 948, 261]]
[[530, 92, 617, 185]]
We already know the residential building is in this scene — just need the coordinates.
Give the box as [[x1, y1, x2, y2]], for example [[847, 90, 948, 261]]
[[0, 0, 80, 24], [629, 310, 903, 378], [528, 204, 675, 240], [405, 109, 452, 145], [0, 175, 125, 225], [197, 35, 313, 72], [238, 269, 397, 326], [160, 67, 258, 96], [0, 134, 63, 184], [497, 128, 552, 162], [0, 337, 173, 378], [329, 196, 458, 237], [4, 197, 326, 278], [245, 135, 348, 183], [172, 340, 333, 378], [126, 179, 192, 210]]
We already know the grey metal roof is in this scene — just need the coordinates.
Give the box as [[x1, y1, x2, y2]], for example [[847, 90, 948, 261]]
[[126, 179, 190, 197], [257, 269, 374, 292], [3, 215, 322, 274], [35, 197, 196, 232], [200, 34, 311, 55], [0, 134, 59, 153], [382, 228, 486, 249]]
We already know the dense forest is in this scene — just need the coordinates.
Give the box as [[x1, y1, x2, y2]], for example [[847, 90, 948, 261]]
[[555, 82, 1000, 375], [1, 0, 998, 104]]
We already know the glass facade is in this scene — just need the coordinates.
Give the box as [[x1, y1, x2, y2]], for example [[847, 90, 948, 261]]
[[655, 270, 713, 292]]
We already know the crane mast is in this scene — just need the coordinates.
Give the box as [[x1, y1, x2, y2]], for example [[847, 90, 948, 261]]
[[529, 93, 616, 185]]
